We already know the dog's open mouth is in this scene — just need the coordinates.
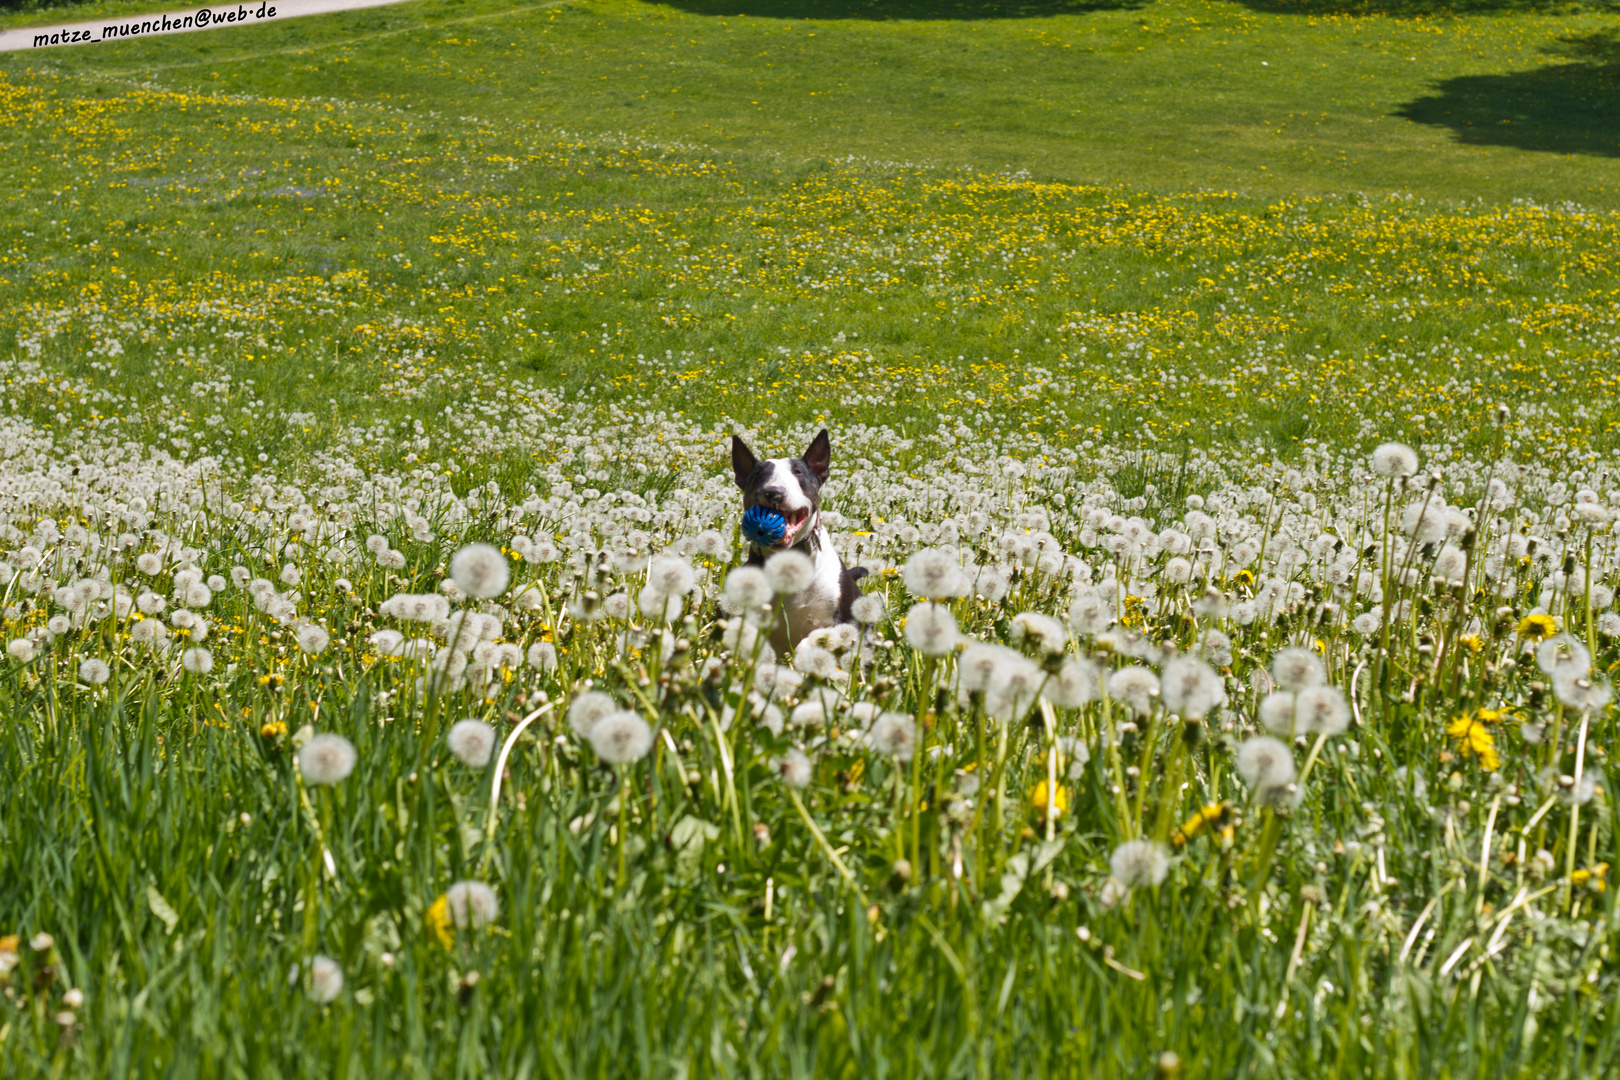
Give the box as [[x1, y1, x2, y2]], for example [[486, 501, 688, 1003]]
[[776, 507, 812, 548]]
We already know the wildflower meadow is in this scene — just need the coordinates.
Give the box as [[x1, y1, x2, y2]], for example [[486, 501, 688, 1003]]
[[1, 0, 1619, 1076]]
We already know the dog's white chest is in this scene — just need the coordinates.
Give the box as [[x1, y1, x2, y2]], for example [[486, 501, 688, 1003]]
[[773, 527, 843, 652]]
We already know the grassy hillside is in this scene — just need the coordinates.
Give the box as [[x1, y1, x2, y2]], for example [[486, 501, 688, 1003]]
[[2, 0, 1620, 472]]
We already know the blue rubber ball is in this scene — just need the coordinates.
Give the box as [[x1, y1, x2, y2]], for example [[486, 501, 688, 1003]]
[[742, 505, 787, 547]]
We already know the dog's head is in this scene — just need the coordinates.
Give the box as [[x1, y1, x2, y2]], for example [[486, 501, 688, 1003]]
[[731, 429, 831, 551]]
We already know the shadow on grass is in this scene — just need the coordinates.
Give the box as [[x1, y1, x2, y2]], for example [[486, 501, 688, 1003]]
[[644, 0, 1144, 20], [1395, 31, 1620, 157], [1230, 0, 1577, 14]]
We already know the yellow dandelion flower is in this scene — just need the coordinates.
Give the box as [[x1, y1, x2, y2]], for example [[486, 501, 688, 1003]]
[[1029, 780, 1068, 822], [1571, 863, 1609, 892], [1171, 802, 1234, 848], [259, 720, 287, 739], [427, 894, 454, 949], [1518, 614, 1558, 640], [1458, 635, 1484, 655], [1446, 713, 1501, 771]]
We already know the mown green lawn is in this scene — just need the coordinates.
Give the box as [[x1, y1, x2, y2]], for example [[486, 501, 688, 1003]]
[[2, 0, 1620, 472]]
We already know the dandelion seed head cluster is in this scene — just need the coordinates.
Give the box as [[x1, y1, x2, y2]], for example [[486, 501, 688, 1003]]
[[447, 719, 497, 767], [444, 880, 500, 929], [299, 734, 358, 786], [589, 710, 654, 764]]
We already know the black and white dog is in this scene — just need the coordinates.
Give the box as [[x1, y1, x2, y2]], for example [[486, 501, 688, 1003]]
[[731, 429, 866, 652]]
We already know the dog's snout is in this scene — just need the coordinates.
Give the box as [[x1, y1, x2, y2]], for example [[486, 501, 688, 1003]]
[[760, 486, 787, 506]]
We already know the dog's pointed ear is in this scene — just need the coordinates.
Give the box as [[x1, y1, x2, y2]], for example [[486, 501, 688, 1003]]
[[802, 428, 831, 483], [731, 435, 759, 490]]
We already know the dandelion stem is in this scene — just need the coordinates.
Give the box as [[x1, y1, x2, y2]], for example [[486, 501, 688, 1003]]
[[788, 788, 865, 908], [1563, 709, 1590, 912], [1248, 808, 1284, 905], [1295, 731, 1330, 790], [480, 700, 556, 874]]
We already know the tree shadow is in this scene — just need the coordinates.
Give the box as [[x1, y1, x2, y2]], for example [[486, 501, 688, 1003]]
[[643, 0, 1145, 20], [1231, 0, 1574, 15], [1395, 31, 1620, 157]]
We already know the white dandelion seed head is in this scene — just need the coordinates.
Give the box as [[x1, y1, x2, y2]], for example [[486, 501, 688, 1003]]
[[985, 653, 1045, 723], [974, 567, 1010, 603], [298, 734, 357, 786], [1059, 735, 1092, 778], [368, 629, 404, 656], [1009, 611, 1068, 656], [1432, 545, 1466, 583], [1294, 685, 1350, 737], [526, 641, 558, 672], [789, 701, 826, 729], [7, 638, 36, 663], [775, 748, 812, 789], [79, 657, 110, 685], [1236, 736, 1296, 801], [765, 550, 816, 595], [903, 602, 958, 656], [723, 566, 773, 610], [638, 583, 684, 622], [958, 642, 1020, 693], [179, 647, 214, 675], [447, 719, 497, 768], [1270, 647, 1325, 691], [612, 548, 650, 575], [135, 552, 164, 576], [1536, 634, 1591, 678], [1400, 499, 1450, 544], [365, 534, 390, 554], [588, 710, 653, 765], [279, 564, 302, 587], [1098, 876, 1130, 910], [1106, 666, 1160, 717], [130, 620, 164, 645], [1258, 691, 1297, 735], [450, 543, 510, 599], [1553, 667, 1612, 713], [1371, 442, 1419, 478], [1158, 656, 1225, 720], [1067, 592, 1114, 636], [903, 548, 963, 601], [1045, 656, 1101, 709], [850, 592, 887, 625], [445, 880, 500, 929], [868, 712, 916, 762], [1558, 767, 1604, 806], [567, 690, 619, 738], [1109, 839, 1170, 889], [793, 644, 841, 680], [646, 555, 696, 598], [296, 624, 331, 656], [306, 955, 344, 1004]]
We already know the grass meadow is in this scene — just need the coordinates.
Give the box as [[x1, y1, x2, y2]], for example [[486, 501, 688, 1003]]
[[1, 0, 1619, 1075]]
